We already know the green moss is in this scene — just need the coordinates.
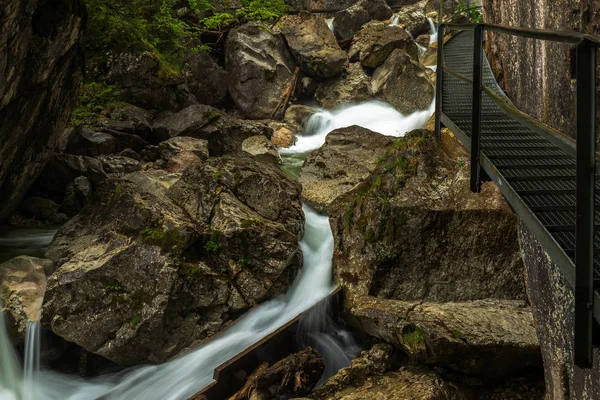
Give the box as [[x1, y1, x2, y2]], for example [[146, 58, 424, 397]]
[[105, 282, 123, 293], [139, 226, 188, 254], [403, 326, 425, 346], [130, 314, 141, 327], [114, 183, 123, 199], [365, 228, 377, 243], [213, 171, 222, 182], [452, 329, 462, 339], [204, 240, 221, 254], [205, 111, 222, 123], [70, 82, 117, 128], [238, 257, 252, 266]]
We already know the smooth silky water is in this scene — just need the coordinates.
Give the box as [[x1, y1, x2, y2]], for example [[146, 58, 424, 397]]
[[0, 99, 433, 399]]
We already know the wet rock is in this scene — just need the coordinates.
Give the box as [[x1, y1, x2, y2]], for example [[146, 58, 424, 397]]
[[97, 155, 141, 176], [332, 0, 393, 41], [300, 125, 392, 212], [104, 104, 155, 142], [153, 105, 272, 155], [232, 348, 324, 400], [104, 52, 196, 112], [348, 22, 418, 68], [279, 12, 347, 79], [416, 34, 430, 50], [62, 176, 92, 216], [315, 63, 373, 109], [420, 40, 439, 67], [284, 105, 318, 131], [19, 197, 61, 221], [118, 148, 142, 161], [268, 122, 297, 149], [1, 256, 52, 343], [296, 76, 319, 100], [226, 23, 297, 119], [0, 0, 85, 223], [183, 52, 228, 106], [311, 344, 465, 400], [65, 128, 117, 157], [392, 8, 430, 38], [140, 145, 161, 162], [158, 137, 210, 161], [43, 154, 303, 365], [350, 296, 541, 377], [328, 130, 526, 303], [372, 49, 434, 114], [242, 136, 281, 165], [166, 152, 203, 173]]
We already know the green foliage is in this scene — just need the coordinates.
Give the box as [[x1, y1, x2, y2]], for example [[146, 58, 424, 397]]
[[105, 282, 123, 292], [140, 227, 166, 242], [403, 327, 425, 346], [204, 240, 221, 254], [130, 314, 141, 327], [452, 328, 462, 339], [238, 257, 252, 266], [456, 1, 483, 23], [71, 82, 116, 127], [238, 0, 286, 21]]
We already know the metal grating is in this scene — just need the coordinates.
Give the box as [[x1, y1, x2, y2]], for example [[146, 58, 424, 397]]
[[441, 30, 600, 287]]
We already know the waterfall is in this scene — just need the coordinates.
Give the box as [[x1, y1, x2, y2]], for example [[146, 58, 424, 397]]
[[0, 100, 434, 400], [23, 321, 41, 400], [389, 15, 399, 26], [326, 18, 335, 33], [428, 17, 438, 43]]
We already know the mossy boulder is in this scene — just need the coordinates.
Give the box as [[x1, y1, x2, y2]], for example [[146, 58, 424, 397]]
[[332, 0, 393, 41], [42, 155, 303, 365]]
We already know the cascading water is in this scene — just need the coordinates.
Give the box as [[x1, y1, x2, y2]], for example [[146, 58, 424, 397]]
[[23, 322, 41, 400], [389, 15, 399, 26], [326, 18, 335, 33], [0, 99, 433, 400], [428, 17, 438, 43]]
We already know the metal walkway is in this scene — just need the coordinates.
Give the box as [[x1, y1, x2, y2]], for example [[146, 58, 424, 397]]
[[434, 26, 600, 367]]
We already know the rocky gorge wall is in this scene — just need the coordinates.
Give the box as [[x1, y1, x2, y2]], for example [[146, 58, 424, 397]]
[[483, 0, 600, 141], [0, 0, 86, 222]]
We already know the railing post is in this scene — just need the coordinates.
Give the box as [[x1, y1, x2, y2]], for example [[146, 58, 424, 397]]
[[575, 38, 596, 368], [434, 23, 445, 139], [470, 24, 484, 193]]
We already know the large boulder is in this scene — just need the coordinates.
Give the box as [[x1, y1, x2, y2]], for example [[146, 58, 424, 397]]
[[103, 52, 196, 112], [183, 52, 228, 106], [0, 0, 85, 223], [328, 130, 526, 303], [392, 8, 430, 38], [152, 105, 273, 155], [285, 0, 358, 12], [332, 0, 393, 41], [158, 137, 209, 161], [226, 23, 297, 119], [279, 12, 347, 80], [315, 63, 373, 109], [300, 126, 393, 212], [65, 128, 117, 157], [372, 49, 434, 114], [1, 256, 52, 344], [241, 135, 281, 165], [348, 22, 419, 68], [350, 296, 541, 377], [42, 156, 304, 365]]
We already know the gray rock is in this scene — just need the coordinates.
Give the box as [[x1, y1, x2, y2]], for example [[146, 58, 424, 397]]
[[349, 22, 418, 68], [183, 52, 228, 106], [158, 137, 209, 161], [332, 0, 393, 40], [19, 197, 61, 222], [62, 176, 92, 216], [226, 23, 297, 119], [242, 135, 281, 165], [279, 12, 347, 79], [42, 155, 303, 365], [284, 104, 318, 130], [151, 104, 222, 142], [66, 128, 117, 157], [372, 49, 434, 114], [97, 155, 141, 175], [392, 7, 430, 38], [33, 154, 108, 198], [300, 125, 393, 212], [105, 104, 156, 142], [0, 0, 85, 223], [315, 63, 373, 109]]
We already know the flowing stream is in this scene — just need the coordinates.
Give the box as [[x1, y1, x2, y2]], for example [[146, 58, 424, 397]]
[[0, 100, 433, 399]]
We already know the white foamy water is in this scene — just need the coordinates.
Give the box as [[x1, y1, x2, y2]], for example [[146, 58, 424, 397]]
[[280, 100, 434, 156], [23, 322, 41, 400], [428, 17, 438, 43], [389, 15, 399, 26], [326, 18, 335, 33]]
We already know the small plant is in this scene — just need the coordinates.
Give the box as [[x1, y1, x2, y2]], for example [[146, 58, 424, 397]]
[[452, 328, 462, 339], [456, 1, 483, 23], [403, 326, 425, 346], [213, 171, 222, 182], [140, 227, 165, 242], [204, 240, 221, 254], [238, 257, 252, 266], [130, 314, 141, 327], [457, 160, 466, 168], [105, 282, 123, 293]]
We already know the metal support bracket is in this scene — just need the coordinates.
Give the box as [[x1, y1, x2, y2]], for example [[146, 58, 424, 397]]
[[434, 24, 446, 139]]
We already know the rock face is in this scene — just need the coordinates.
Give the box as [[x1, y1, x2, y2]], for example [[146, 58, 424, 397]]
[[484, 0, 600, 143], [279, 12, 347, 79], [315, 63, 373, 109], [183, 52, 228, 106], [350, 296, 541, 377], [300, 126, 393, 212], [0, 0, 86, 222], [520, 221, 600, 399], [372, 49, 434, 114], [332, 0, 393, 40], [328, 130, 526, 303], [226, 23, 297, 119], [42, 156, 304, 365], [1, 256, 52, 343], [349, 22, 419, 68], [242, 136, 281, 165], [392, 7, 430, 38]]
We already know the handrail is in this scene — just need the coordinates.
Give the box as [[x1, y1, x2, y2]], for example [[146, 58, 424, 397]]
[[443, 22, 600, 45]]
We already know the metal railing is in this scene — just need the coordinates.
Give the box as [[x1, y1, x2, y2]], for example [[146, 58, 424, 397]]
[[434, 22, 598, 368]]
